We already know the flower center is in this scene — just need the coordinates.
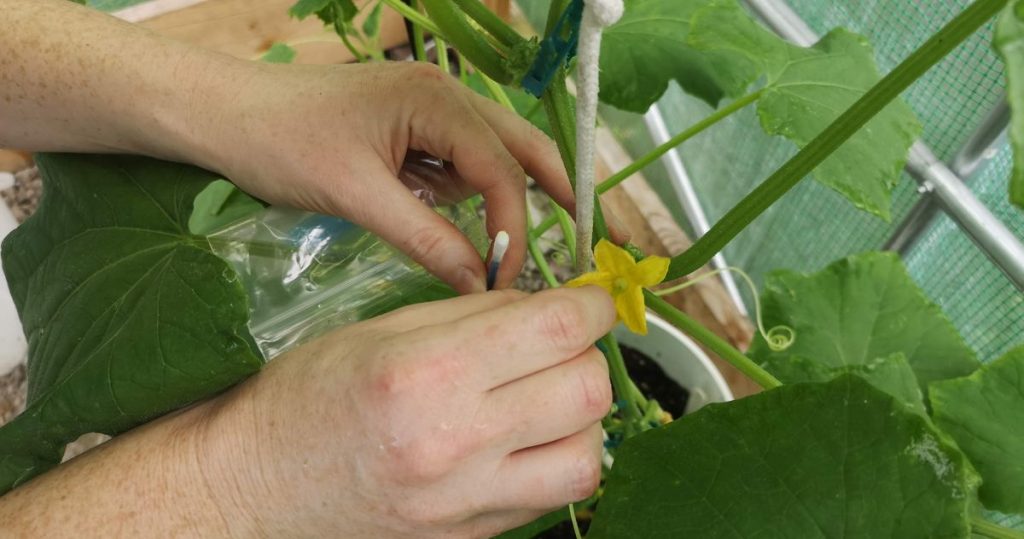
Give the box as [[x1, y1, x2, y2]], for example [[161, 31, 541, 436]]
[[612, 276, 630, 295]]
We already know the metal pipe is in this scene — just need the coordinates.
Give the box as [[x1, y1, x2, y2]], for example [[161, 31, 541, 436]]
[[744, 0, 1024, 292], [642, 106, 750, 315], [905, 142, 1024, 291], [886, 98, 1009, 255]]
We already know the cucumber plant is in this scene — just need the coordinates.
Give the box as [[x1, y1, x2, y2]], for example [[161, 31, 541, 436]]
[[2, 0, 1023, 537]]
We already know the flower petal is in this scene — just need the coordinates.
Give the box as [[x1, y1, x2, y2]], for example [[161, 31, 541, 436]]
[[594, 239, 637, 276], [615, 285, 648, 335], [566, 271, 616, 293], [631, 255, 670, 288]]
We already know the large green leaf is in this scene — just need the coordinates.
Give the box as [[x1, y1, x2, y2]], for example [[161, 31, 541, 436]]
[[690, 2, 921, 220], [188, 179, 266, 235], [930, 347, 1024, 514], [749, 252, 980, 393], [995, 0, 1024, 210], [0, 154, 263, 493], [588, 375, 976, 538], [597, 0, 766, 112], [260, 42, 298, 64], [762, 353, 926, 416]]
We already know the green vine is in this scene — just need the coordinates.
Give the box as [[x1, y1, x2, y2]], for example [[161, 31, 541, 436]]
[[972, 516, 1024, 539], [419, 0, 514, 83], [645, 290, 783, 390], [451, 0, 525, 49], [598, 90, 762, 194]]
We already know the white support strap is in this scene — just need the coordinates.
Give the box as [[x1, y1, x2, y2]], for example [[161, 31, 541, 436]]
[[574, 0, 623, 275]]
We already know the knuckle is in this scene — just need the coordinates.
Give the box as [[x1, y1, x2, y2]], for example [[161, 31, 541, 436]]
[[498, 158, 527, 188], [568, 449, 602, 500], [388, 437, 456, 484], [366, 361, 416, 402], [405, 227, 449, 265], [573, 357, 613, 419], [407, 61, 446, 83], [491, 288, 528, 304], [402, 497, 456, 530], [537, 295, 590, 351]]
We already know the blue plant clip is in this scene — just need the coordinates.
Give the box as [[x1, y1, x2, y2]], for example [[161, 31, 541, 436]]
[[521, 0, 585, 97]]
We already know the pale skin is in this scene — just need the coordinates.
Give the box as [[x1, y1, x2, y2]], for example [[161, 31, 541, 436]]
[[0, 0, 621, 536]]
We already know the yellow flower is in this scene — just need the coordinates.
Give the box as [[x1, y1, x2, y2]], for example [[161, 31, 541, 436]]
[[566, 239, 669, 335]]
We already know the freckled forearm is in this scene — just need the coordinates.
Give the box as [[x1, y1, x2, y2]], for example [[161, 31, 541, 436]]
[[0, 0, 251, 169], [0, 401, 254, 537]]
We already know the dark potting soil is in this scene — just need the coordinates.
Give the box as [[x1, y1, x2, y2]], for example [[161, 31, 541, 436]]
[[620, 344, 690, 419], [531, 345, 690, 539]]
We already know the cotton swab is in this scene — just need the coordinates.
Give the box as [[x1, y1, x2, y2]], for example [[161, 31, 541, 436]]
[[486, 230, 509, 290]]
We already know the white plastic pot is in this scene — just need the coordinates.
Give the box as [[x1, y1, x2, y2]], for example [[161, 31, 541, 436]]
[[613, 313, 733, 414], [0, 202, 26, 376]]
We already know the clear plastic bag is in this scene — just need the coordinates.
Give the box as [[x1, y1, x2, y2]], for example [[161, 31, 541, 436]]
[[207, 155, 486, 360]]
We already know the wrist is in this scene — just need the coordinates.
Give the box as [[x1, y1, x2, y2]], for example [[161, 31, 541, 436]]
[[183, 373, 300, 537], [122, 46, 261, 174]]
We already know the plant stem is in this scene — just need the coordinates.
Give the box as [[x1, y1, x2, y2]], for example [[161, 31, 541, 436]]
[[530, 213, 558, 240], [541, 75, 611, 248], [665, 0, 1009, 281], [601, 333, 643, 434], [336, 25, 367, 62], [526, 212, 559, 287], [408, 0, 428, 62], [551, 199, 577, 266], [542, 72, 578, 181], [380, 0, 443, 35], [972, 517, 1024, 539], [420, 0, 514, 84], [478, 71, 514, 109], [435, 34, 450, 72], [644, 290, 782, 390], [451, 0, 525, 49], [457, 52, 469, 84], [598, 90, 762, 194], [569, 503, 583, 539]]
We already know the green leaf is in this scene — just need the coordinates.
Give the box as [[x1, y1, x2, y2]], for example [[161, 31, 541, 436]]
[[750, 252, 980, 394], [589, 375, 976, 538], [763, 353, 927, 416], [289, 0, 357, 26], [260, 42, 298, 64], [188, 180, 266, 235], [362, 1, 384, 39], [598, 0, 767, 112], [995, 1, 1024, 210], [759, 29, 921, 220], [930, 347, 1024, 514], [691, 5, 920, 220], [0, 154, 263, 493], [289, 0, 331, 19], [495, 508, 571, 539]]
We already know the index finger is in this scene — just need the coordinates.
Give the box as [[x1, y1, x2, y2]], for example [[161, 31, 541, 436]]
[[404, 286, 617, 390], [408, 82, 528, 290]]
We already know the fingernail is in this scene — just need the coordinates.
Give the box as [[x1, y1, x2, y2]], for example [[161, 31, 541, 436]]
[[609, 212, 627, 235], [459, 265, 486, 294]]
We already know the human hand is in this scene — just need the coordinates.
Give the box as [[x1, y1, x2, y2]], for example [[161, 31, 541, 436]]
[[199, 61, 591, 294], [193, 287, 616, 538]]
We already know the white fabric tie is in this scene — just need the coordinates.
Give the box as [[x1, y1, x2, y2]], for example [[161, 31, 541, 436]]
[[574, 0, 623, 275]]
